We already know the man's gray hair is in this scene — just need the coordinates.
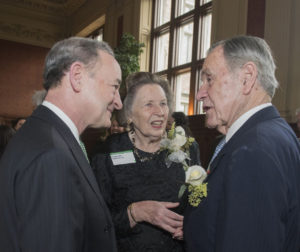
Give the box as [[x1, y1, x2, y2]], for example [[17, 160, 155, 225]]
[[43, 37, 114, 90], [209, 35, 279, 97], [296, 107, 300, 116]]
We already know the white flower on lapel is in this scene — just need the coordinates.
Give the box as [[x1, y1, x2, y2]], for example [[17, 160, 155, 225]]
[[185, 165, 207, 186]]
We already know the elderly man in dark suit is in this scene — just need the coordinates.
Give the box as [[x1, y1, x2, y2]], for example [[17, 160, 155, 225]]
[[184, 35, 300, 252], [0, 37, 122, 252]]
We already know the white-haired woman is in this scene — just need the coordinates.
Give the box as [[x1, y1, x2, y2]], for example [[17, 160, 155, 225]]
[[92, 72, 200, 252]]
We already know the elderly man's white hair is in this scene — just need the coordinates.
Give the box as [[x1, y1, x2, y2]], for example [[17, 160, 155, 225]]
[[208, 35, 279, 98]]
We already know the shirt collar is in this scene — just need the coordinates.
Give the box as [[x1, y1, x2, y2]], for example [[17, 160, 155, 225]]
[[42, 101, 80, 143], [226, 103, 272, 142]]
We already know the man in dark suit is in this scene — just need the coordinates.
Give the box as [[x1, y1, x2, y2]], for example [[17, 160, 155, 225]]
[[296, 107, 300, 140], [184, 35, 300, 251], [0, 37, 122, 251]]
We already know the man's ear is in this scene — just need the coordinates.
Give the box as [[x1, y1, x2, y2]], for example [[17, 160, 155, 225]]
[[69, 61, 84, 92], [241, 61, 258, 95]]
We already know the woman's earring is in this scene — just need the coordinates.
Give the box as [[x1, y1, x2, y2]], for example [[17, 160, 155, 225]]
[[126, 119, 133, 133]]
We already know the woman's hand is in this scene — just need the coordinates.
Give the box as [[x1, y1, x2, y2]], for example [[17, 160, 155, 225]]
[[128, 200, 183, 235], [172, 227, 184, 240]]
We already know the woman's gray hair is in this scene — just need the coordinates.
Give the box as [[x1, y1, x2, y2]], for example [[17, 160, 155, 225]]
[[209, 35, 279, 97], [123, 72, 174, 121], [43, 37, 114, 90]]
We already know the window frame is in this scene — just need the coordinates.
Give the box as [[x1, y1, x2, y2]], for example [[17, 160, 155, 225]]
[[150, 0, 212, 115]]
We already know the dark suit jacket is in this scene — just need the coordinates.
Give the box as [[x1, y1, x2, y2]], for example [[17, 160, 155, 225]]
[[184, 106, 300, 252], [0, 106, 117, 252]]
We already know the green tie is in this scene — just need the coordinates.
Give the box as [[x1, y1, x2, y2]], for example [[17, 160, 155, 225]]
[[79, 140, 89, 163]]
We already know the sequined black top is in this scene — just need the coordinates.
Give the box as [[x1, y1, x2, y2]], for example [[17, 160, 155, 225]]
[[92, 132, 200, 252]]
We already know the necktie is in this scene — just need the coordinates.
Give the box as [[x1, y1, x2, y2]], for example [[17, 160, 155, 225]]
[[79, 140, 89, 163], [207, 136, 226, 173]]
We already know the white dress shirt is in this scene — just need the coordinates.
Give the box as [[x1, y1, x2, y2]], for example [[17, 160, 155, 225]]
[[226, 103, 272, 142], [42, 101, 80, 144]]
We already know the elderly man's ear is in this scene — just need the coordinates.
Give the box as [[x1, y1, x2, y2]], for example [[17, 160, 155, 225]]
[[241, 61, 258, 95], [69, 62, 85, 93]]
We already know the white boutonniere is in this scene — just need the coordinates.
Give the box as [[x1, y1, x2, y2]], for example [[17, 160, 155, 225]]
[[160, 123, 207, 207]]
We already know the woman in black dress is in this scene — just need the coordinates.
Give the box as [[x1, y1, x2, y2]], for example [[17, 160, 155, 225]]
[[92, 72, 200, 252]]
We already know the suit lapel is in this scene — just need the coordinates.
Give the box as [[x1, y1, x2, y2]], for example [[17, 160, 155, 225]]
[[205, 149, 226, 180], [32, 106, 106, 209], [206, 106, 280, 180]]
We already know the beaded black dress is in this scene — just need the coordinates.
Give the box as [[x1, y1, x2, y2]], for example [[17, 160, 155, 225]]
[[92, 132, 200, 252]]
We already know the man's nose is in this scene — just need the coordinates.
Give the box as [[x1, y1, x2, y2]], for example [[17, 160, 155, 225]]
[[196, 83, 208, 101], [114, 91, 123, 110]]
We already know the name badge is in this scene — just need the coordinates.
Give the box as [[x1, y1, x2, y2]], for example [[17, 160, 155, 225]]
[[110, 150, 136, 165]]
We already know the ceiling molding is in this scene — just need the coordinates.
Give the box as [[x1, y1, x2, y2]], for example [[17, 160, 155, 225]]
[[0, 0, 87, 16], [0, 20, 66, 48], [0, 0, 106, 47]]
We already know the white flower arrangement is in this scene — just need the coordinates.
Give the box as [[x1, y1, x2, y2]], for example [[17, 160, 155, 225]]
[[160, 123, 207, 207], [160, 126, 189, 166], [185, 165, 207, 186]]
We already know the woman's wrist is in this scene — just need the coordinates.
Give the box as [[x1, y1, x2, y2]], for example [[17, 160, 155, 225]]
[[128, 203, 138, 224]]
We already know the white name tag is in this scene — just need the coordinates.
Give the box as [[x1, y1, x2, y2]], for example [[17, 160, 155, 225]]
[[110, 150, 136, 165]]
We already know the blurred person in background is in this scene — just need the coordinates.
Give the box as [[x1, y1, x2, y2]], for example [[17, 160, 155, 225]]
[[0, 125, 15, 158], [168, 111, 201, 165], [32, 89, 47, 108], [11, 117, 26, 131]]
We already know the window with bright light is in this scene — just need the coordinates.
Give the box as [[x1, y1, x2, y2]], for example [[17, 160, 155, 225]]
[[87, 26, 104, 41], [151, 0, 212, 115]]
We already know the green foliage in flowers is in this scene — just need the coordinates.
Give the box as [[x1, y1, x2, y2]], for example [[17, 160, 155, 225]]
[[167, 123, 176, 139]]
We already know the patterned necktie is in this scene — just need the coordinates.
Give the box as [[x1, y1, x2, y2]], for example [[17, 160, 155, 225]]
[[207, 137, 226, 173], [79, 140, 89, 163]]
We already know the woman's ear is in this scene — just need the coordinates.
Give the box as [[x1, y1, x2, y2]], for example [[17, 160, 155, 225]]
[[127, 117, 133, 126], [69, 61, 84, 92], [241, 61, 258, 95], [125, 117, 133, 132]]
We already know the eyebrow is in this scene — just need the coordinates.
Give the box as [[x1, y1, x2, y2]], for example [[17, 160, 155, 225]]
[[144, 98, 167, 103], [200, 69, 207, 79], [200, 69, 204, 79], [200, 69, 211, 78]]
